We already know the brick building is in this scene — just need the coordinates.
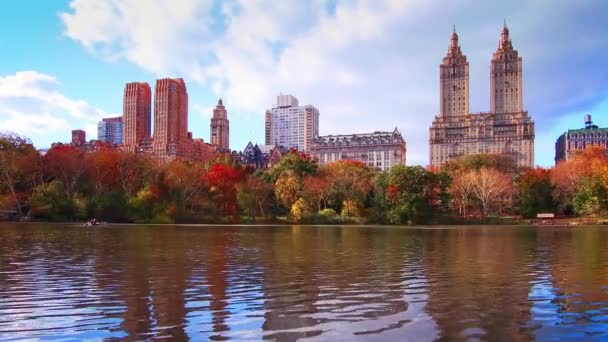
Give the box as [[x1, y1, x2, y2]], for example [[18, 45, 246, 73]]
[[122, 82, 151, 151], [555, 115, 608, 163]]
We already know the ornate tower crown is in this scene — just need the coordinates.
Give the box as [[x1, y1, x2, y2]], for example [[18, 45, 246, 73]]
[[443, 25, 467, 66], [493, 20, 517, 61]]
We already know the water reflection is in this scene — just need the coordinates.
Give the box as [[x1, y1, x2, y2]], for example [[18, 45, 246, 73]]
[[0, 224, 607, 340]]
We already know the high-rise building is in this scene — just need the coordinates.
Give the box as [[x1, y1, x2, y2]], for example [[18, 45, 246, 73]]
[[440, 26, 469, 117], [429, 24, 534, 168], [311, 128, 406, 171], [264, 94, 319, 152], [71, 129, 86, 146], [555, 115, 608, 163], [122, 82, 151, 151], [210, 98, 229, 150], [97, 116, 123, 145], [153, 78, 188, 159]]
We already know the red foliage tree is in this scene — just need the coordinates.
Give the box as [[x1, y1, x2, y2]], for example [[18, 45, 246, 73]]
[[44, 145, 87, 199], [207, 163, 243, 216]]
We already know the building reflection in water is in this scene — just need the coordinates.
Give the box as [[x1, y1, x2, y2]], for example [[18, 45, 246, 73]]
[[528, 228, 608, 339], [1, 224, 608, 340], [422, 227, 536, 340]]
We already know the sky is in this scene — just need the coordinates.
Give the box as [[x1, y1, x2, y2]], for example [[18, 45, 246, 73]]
[[0, 0, 607, 167]]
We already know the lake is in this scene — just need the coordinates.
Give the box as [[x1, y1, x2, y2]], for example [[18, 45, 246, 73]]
[[0, 224, 607, 341]]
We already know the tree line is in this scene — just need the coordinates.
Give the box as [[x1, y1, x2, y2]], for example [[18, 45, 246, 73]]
[[0, 133, 607, 224]]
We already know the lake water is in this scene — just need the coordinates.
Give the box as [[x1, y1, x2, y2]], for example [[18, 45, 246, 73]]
[[0, 224, 607, 341]]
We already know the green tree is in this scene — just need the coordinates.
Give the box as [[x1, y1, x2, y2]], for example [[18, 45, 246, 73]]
[[518, 168, 556, 218], [574, 176, 608, 216], [379, 165, 436, 224], [267, 150, 317, 182]]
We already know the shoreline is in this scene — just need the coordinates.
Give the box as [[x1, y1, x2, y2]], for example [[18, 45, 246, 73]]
[[4, 221, 607, 228]]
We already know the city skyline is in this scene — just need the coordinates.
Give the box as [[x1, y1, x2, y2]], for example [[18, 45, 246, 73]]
[[0, 1, 607, 166]]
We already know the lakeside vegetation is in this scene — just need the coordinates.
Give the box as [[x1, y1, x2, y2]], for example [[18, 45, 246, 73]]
[[1, 133, 607, 225]]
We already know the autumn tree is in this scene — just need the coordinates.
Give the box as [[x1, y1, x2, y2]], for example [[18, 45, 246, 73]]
[[552, 148, 608, 215], [267, 150, 317, 182], [116, 152, 152, 195], [449, 170, 477, 217], [379, 165, 437, 224], [237, 173, 274, 219], [326, 160, 373, 214], [274, 170, 301, 210], [518, 168, 555, 218], [445, 153, 519, 176], [86, 149, 120, 193], [471, 167, 514, 221], [301, 169, 332, 212], [290, 197, 312, 222], [165, 160, 208, 217], [207, 163, 243, 217], [0, 133, 39, 215], [44, 145, 88, 200]]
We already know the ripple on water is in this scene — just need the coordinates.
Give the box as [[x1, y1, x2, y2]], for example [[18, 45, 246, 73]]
[[0, 224, 607, 340]]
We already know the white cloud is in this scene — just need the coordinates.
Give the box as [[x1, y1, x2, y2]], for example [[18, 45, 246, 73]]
[[0, 71, 112, 147], [60, 0, 608, 166]]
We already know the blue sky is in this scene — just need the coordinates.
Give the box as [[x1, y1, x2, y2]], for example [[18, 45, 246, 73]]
[[0, 0, 607, 166]]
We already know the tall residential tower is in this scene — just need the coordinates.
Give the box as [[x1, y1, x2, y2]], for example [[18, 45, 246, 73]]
[[122, 82, 151, 151], [429, 24, 534, 168], [153, 78, 188, 158], [264, 94, 319, 152], [210, 99, 229, 150]]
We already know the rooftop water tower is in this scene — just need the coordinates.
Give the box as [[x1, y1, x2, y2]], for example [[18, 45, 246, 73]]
[[585, 114, 593, 129]]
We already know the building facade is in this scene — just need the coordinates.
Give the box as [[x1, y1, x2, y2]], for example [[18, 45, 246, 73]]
[[97, 116, 123, 145], [210, 99, 230, 150], [264, 94, 319, 152], [310, 128, 406, 171], [555, 115, 608, 163], [429, 24, 534, 168], [234, 142, 288, 169], [153, 78, 189, 159], [71, 129, 86, 147], [122, 82, 151, 151]]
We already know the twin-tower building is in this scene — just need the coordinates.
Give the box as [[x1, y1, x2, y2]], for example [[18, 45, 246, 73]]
[[121, 79, 229, 161], [429, 24, 535, 168]]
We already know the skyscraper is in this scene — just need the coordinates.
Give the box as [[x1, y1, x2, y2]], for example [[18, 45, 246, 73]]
[[264, 94, 319, 152], [122, 82, 151, 151], [153, 78, 188, 158], [429, 24, 534, 168], [440, 26, 469, 117], [97, 116, 123, 145], [490, 23, 523, 114], [210, 98, 229, 150]]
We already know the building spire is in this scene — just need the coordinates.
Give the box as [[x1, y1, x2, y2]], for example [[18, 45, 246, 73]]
[[450, 25, 459, 49], [503, 18, 507, 29]]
